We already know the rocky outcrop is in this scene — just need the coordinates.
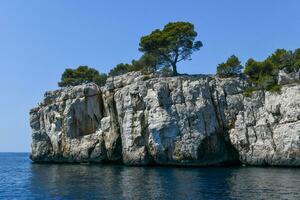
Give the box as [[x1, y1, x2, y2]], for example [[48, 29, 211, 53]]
[[30, 72, 300, 166], [230, 85, 300, 166], [278, 69, 300, 85]]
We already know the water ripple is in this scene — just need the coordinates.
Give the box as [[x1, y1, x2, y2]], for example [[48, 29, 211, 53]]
[[0, 153, 299, 200]]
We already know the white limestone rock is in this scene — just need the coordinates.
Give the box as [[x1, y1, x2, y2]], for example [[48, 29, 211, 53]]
[[30, 72, 300, 166], [278, 69, 300, 85], [229, 85, 300, 166]]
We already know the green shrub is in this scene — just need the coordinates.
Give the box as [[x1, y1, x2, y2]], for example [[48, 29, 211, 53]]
[[266, 84, 281, 93], [266, 48, 300, 72], [294, 60, 300, 71], [245, 59, 276, 83], [58, 66, 107, 87], [216, 55, 243, 77], [244, 58, 277, 90], [244, 48, 300, 93], [267, 49, 289, 69], [132, 54, 159, 74], [108, 63, 132, 76], [109, 54, 159, 76]]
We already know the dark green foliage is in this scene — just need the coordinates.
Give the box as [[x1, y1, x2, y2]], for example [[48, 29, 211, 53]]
[[108, 22, 202, 77], [244, 58, 277, 89], [294, 48, 300, 60], [109, 54, 159, 76], [94, 73, 107, 86], [216, 55, 243, 77], [266, 84, 282, 93], [108, 63, 132, 76], [58, 66, 107, 87], [295, 60, 300, 71], [266, 48, 300, 72], [243, 48, 300, 92], [244, 58, 261, 80], [245, 59, 276, 83], [271, 50, 293, 72], [245, 48, 300, 81], [267, 49, 289, 68], [139, 22, 202, 75], [131, 54, 159, 74]]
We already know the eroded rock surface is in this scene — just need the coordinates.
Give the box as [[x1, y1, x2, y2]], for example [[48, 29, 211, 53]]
[[230, 85, 300, 166], [30, 72, 300, 166]]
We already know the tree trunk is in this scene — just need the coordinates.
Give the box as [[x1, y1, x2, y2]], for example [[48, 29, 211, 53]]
[[172, 63, 178, 76]]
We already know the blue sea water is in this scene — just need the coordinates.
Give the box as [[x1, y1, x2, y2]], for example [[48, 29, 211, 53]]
[[0, 153, 299, 200]]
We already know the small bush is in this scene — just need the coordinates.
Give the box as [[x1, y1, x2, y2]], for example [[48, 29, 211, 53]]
[[108, 63, 132, 76], [132, 54, 159, 74], [108, 54, 159, 76], [216, 55, 243, 77], [244, 48, 300, 91], [266, 84, 281, 93], [58, 66, 107, 87]]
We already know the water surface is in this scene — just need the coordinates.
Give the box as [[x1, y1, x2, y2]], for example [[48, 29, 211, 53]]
[[0, 153, 299, 199]]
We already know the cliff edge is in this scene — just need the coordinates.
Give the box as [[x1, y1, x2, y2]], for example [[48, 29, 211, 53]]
[[30, 72, 300, 166]]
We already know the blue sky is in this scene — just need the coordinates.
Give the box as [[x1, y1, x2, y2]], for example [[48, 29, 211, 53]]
[[0, 0, 299, 152]]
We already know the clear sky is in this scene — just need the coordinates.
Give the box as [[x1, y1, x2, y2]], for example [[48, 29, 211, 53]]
[[0, 0, 299, 152]]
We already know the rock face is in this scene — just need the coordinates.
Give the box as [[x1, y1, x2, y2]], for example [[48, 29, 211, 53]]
[[230, 85, 300, 166], [30, 72, 300, 166], [278, 69, 300, 85]]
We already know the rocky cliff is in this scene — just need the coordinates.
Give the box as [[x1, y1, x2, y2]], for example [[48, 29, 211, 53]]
[[30, 72, 300, 166]]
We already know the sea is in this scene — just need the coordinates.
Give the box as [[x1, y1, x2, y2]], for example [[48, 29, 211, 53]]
[[0, 153, 299, 200]]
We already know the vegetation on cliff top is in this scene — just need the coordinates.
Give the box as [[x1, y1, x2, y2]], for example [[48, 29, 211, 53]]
[[243, 48, 300, 94], [216, 55, 243, 77], [217, 48, 300, 95], [59, 21, 202, 87], [58, 22, 300, 92], [58, 66, 107, 87], [108, 54, 159, 76], [138, 22, 202, 75], [109, 22, 202, 76]]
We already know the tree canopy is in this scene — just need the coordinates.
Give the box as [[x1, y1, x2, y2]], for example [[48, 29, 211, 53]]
[[139, 22, 202, 75], [216, 55, 243, 77], [108, 22, 202, 76], [58, 66, 107, 87]]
